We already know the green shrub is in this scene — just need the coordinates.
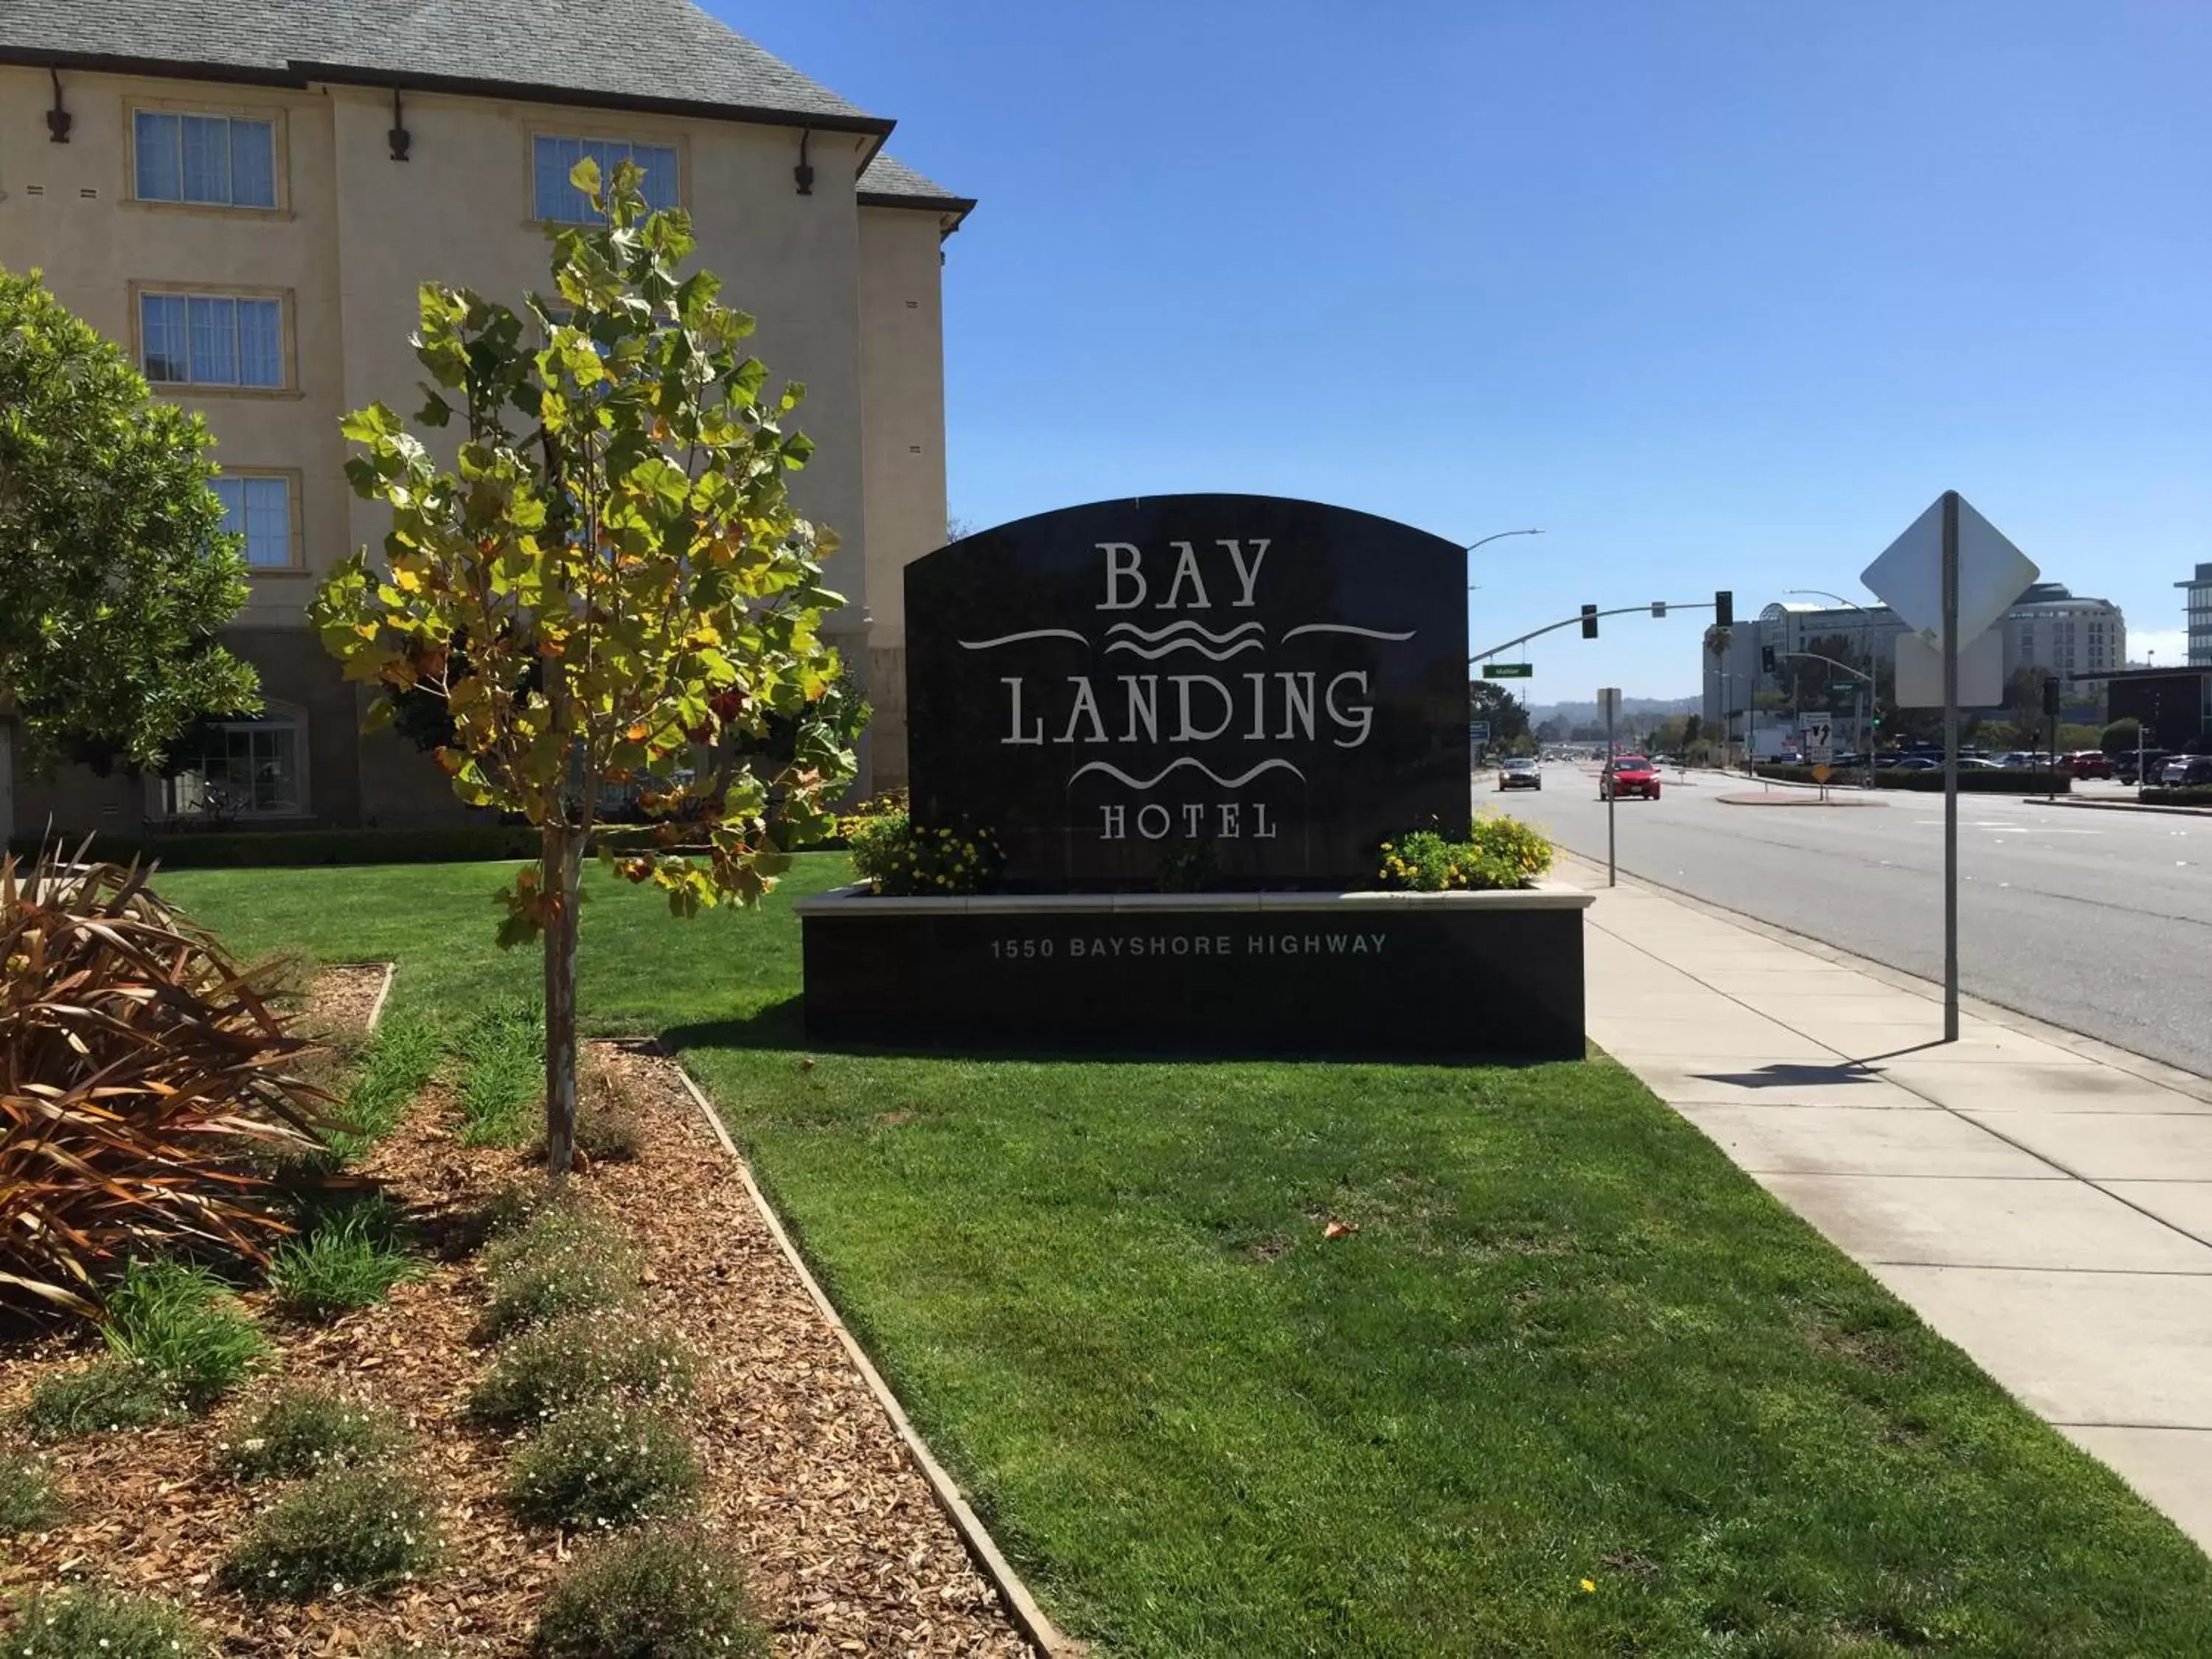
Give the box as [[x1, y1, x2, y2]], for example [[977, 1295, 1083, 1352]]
[[268, 1201, 420, 1320], [480, 1203, 639, 1340], [220, 1465, 441, 1601], [532, 1526, 766, 1659], [1753, 763, 2067, 793], [1377, 815, 1554, 891], [5, 825, 545, 869], [218, 1385, 408, 1484], [21, 1358, 178, 1439], [506, 1399, 703, 1528], [102, 1259, 265, 1409], [469, 1308, 695, 1427], [5, 1586, 212, 1658], [2142, 785, 2212, 807], [847, 811, 1002, 897], [0, 1447, 64, 1532], [455, 1002, 545, 1147]]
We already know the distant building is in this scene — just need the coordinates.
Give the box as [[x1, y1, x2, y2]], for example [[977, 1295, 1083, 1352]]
[[2105, 667, 2212, 747], [1701, 582, 2126, 731], [0, 0, 972, 839], [2006, 582, 2126, 693], [2182, 562, 2212, 667]]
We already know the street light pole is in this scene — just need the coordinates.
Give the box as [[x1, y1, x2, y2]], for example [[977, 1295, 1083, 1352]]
[[1465, 527, 1544, 591]]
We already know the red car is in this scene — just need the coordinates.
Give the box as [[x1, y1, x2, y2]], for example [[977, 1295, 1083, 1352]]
[[1601, 754, 1661, 800], [2059, 751, 2112, 780]]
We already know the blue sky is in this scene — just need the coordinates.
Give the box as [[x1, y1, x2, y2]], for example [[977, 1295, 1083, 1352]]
[[726, 0, 2210, 704]]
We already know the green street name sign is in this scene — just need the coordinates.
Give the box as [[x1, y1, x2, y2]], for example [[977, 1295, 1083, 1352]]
[[1481, 662, 1534, 679]]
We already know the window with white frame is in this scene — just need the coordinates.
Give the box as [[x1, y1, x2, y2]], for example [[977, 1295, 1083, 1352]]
[[211, 474, 296, 568], [141, 291, 285, 387], [134, 111, 277, 208], [532, 135, 678, 222], [159, 717, 305, 819]]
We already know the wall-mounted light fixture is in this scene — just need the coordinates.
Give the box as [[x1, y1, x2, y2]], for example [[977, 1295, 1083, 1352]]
[[793, 128, 814, 195], [388, 87, 411, 161], [46, 68, 72, 142]]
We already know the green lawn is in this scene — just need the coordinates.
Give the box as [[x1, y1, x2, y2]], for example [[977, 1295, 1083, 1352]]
[[162, 859, 2212, 1657]]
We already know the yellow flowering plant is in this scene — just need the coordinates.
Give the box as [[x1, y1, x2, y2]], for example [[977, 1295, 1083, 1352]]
[[846, 810, 1004, 897], [1376, 813, 1554, 891]]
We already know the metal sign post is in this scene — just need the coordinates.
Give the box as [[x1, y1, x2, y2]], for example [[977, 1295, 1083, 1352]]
[[1864, 489, 2036, 1047], [1941, 491, 1961, 1043], [1599, 686, 1621, 888]]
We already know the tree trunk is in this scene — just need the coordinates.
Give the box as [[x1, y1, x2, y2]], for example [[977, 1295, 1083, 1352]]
[[542, 824, 582, 1180]]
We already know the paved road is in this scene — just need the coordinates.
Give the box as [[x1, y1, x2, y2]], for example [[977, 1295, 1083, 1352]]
[[1489, 763, 2212, 1077]]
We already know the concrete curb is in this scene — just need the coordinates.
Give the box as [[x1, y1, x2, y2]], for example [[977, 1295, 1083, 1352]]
[[1564, 851, 2212, 1105], [1715, 793, 1888, 808], [2018, 796, 2212, 819], [359, 961, 397, 1033], [664, 1057, 1085, 1659]]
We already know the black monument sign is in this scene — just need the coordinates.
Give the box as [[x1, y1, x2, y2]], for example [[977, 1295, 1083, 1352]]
[[905, 495, 1470, 888]]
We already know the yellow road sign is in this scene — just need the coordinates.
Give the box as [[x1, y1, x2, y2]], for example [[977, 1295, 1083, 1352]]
[[1810, 763, 1834, 785]]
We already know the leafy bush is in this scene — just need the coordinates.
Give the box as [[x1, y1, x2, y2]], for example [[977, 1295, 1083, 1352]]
[[469, 1308, 695, 1427], [5, 1586, 212, 1658], [455, 1001, 545, 1147], [506, 1399, 703, 1528], [0, 849, 338, 1317], [847, 811, 1003, 897], [102, 1259, 265, 1409], [1753, 764, 2067, 793], [532, 1526, 766, 1659], [0, 1447, 63, 1532], [268, 1201, 420, 1320], [6, 825, 547, 868], [220, 1465, 440, 1601], [1377, 815, 1554, 891], [2142, 785, 2212, 807], [480, 1203, 639, 1339], [218, 1385, 408, 1484], [21, 1358, 178, 1439]]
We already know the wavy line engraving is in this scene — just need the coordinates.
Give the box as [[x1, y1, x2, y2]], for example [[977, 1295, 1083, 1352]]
[[956, 629, 1091, 650], [1281, 624, 1417, 642], [1102, 638, 1267, 662], [1068, 757, 1307, 791], [1104, 620, 1266, 645]]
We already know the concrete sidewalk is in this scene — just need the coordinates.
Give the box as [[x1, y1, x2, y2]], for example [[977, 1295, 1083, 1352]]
[[1565, 855, 2212, 1551]]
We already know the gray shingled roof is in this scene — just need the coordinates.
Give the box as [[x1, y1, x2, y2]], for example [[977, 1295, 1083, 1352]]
[[1, 0, 882, 128], [858, 154, 975, 213]]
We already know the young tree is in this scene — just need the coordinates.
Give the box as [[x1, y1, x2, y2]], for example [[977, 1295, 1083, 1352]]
[[0, 265, 260, 773], [310, 161, 855, 1175]]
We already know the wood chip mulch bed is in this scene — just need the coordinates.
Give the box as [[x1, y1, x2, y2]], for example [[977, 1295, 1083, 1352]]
[[1, 1006, 1038, 1658], [291, 962, 393, 1038]]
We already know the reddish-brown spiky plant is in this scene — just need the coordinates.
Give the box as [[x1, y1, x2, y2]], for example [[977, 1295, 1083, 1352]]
[[1, 845, 337, 1317]]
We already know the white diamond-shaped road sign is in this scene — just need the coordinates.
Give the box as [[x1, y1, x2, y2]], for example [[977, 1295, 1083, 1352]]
[[1860, 493, 2038, 649]]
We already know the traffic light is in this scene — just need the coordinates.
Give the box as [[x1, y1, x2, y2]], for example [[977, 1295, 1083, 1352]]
[[1715, 590, 1733, 628], [1761, 644, 1776, 673], [2042, 677, 2062, 719], [1580, 604, 1599, 639]]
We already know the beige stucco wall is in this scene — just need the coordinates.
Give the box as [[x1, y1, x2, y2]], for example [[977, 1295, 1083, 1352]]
[[0, 64, 951, 830], [0, 69, 352, 630], [856, 204, 951, 790]]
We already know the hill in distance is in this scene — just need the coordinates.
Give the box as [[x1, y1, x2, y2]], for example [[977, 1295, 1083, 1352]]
[[1526, 695, 1700, 727]]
